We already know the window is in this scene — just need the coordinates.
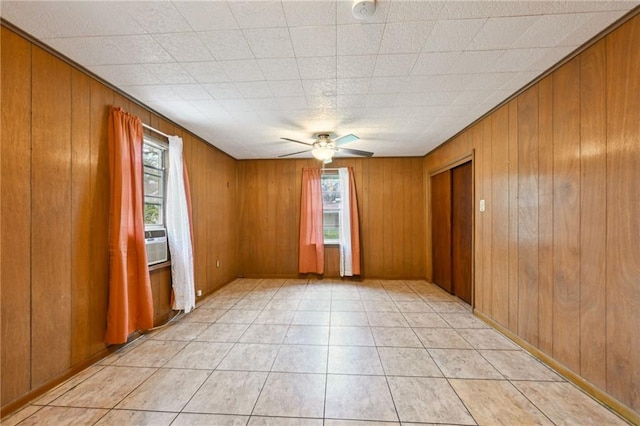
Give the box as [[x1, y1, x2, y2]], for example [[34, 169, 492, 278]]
[[321, 172, 341, 244], [143, 137, 168, 228]]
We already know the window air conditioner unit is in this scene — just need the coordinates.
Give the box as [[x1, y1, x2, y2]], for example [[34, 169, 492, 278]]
[[145, 228, 168, 265]]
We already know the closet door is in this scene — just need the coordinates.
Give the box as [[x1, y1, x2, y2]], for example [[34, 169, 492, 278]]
[[452, 162, 473, 304], [431, 170, 452, 292]]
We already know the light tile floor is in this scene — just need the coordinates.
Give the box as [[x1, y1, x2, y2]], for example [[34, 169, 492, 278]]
[[4, 279, 630, 425]]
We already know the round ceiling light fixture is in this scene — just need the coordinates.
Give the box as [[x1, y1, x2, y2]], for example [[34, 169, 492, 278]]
[[352, 0, 376, 19]]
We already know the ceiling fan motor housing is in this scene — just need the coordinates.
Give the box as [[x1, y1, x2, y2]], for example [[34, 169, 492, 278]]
[[316, 134, 334, 148]]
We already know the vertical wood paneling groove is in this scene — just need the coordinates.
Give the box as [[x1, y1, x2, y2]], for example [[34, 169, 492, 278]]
[[203, 142, 212, 290], [70, 69, 92, 365], [517, 86, 540, 346], [579, 39, 607, 390], [266, 161, 278, 274], [481, 119, 493, 314], [551, 57, 582, 373], [31, 47, 72, 386], [382, 159, 394, 275], [193, 140, 207, 290], [206, 145, 215, 291], [369, 159, 384, 277], [276, 161, 293, 275], [361, 159, 371, 275], [507, 100, 519, 331], [471, 126, 484, 311], [190, 134, 201, 287], [537, 75, 554, 355], [404, 159, 413, 275], [411, 157, 425, 278], [424, 160, 432, 282], [395, 159, 406, 275], [490, 106, 509, 326], [88, 80, 112, 357]]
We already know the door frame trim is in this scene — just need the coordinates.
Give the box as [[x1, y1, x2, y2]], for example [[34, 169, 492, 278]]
[[427, 150, 475, 308]]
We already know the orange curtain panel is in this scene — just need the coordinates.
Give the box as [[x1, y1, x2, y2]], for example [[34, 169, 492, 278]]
[[348, 167, 361, 275], [299, 168, 324, 274], [105, 107, 154, 344]]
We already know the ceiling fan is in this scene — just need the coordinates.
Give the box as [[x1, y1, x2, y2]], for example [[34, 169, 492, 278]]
[[279, 133, 374, 164]]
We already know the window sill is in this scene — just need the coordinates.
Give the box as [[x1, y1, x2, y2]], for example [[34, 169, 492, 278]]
[[324, 242, 340, 247], [149, 261, 171, 272]]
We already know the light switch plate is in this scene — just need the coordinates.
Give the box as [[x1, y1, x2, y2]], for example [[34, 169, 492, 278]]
[[479, 199, 485, 212]]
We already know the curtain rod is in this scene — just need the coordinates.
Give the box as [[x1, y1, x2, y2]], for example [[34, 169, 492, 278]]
[[142, 123, 171, 139], [321, 168, 340, 171]]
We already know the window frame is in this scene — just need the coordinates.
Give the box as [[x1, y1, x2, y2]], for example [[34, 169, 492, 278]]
[[142, 135, 169, 231]]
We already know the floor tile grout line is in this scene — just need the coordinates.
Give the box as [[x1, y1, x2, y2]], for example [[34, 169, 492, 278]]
[[373, 343, 402, 423], [412, 324, 449, 381], [322, 309, 332, 420], [474, 345, 563, 383], [443, 375, 481, 426], [246, 355, 276, 418], [425, 346, 506, 381], [507, 379, 559, 426]]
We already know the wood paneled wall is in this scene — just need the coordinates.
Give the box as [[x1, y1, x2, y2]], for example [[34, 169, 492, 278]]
[[0, 27, 238, 411], [237, 157, 425, 279], [424, 15, 640, 417], [182, 130, 239, 294]]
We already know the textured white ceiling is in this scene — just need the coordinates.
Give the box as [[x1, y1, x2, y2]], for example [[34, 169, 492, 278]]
[[2, 1, 638, 159]]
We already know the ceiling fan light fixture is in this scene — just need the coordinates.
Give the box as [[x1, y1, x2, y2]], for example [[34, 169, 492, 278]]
[[312, 146, 334, 161]]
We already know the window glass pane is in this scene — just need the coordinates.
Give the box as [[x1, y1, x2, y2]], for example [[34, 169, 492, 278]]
[[144, 168, 163, 197], [323, 212, 340, 241], [321, 175, 341, 206], [144, 199, 163, 226], [143, 144, 163, 169], [321, 174, 341, 242]]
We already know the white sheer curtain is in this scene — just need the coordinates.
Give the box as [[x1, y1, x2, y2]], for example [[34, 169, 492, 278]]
[[338, 168, 353, 277], [166, 136, 195, 313]]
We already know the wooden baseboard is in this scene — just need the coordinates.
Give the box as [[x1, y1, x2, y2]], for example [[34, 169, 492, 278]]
[[239, 273, 314, 279], [474, 310, 639, 425], [238, 273, 426, 280]]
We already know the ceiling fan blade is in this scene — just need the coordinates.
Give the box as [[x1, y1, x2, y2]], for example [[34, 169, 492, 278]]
[[337, 147, 374, 157], [279, 149, 311, 158], [281, 137, 314, 146], [334, 134, 359, 146]]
